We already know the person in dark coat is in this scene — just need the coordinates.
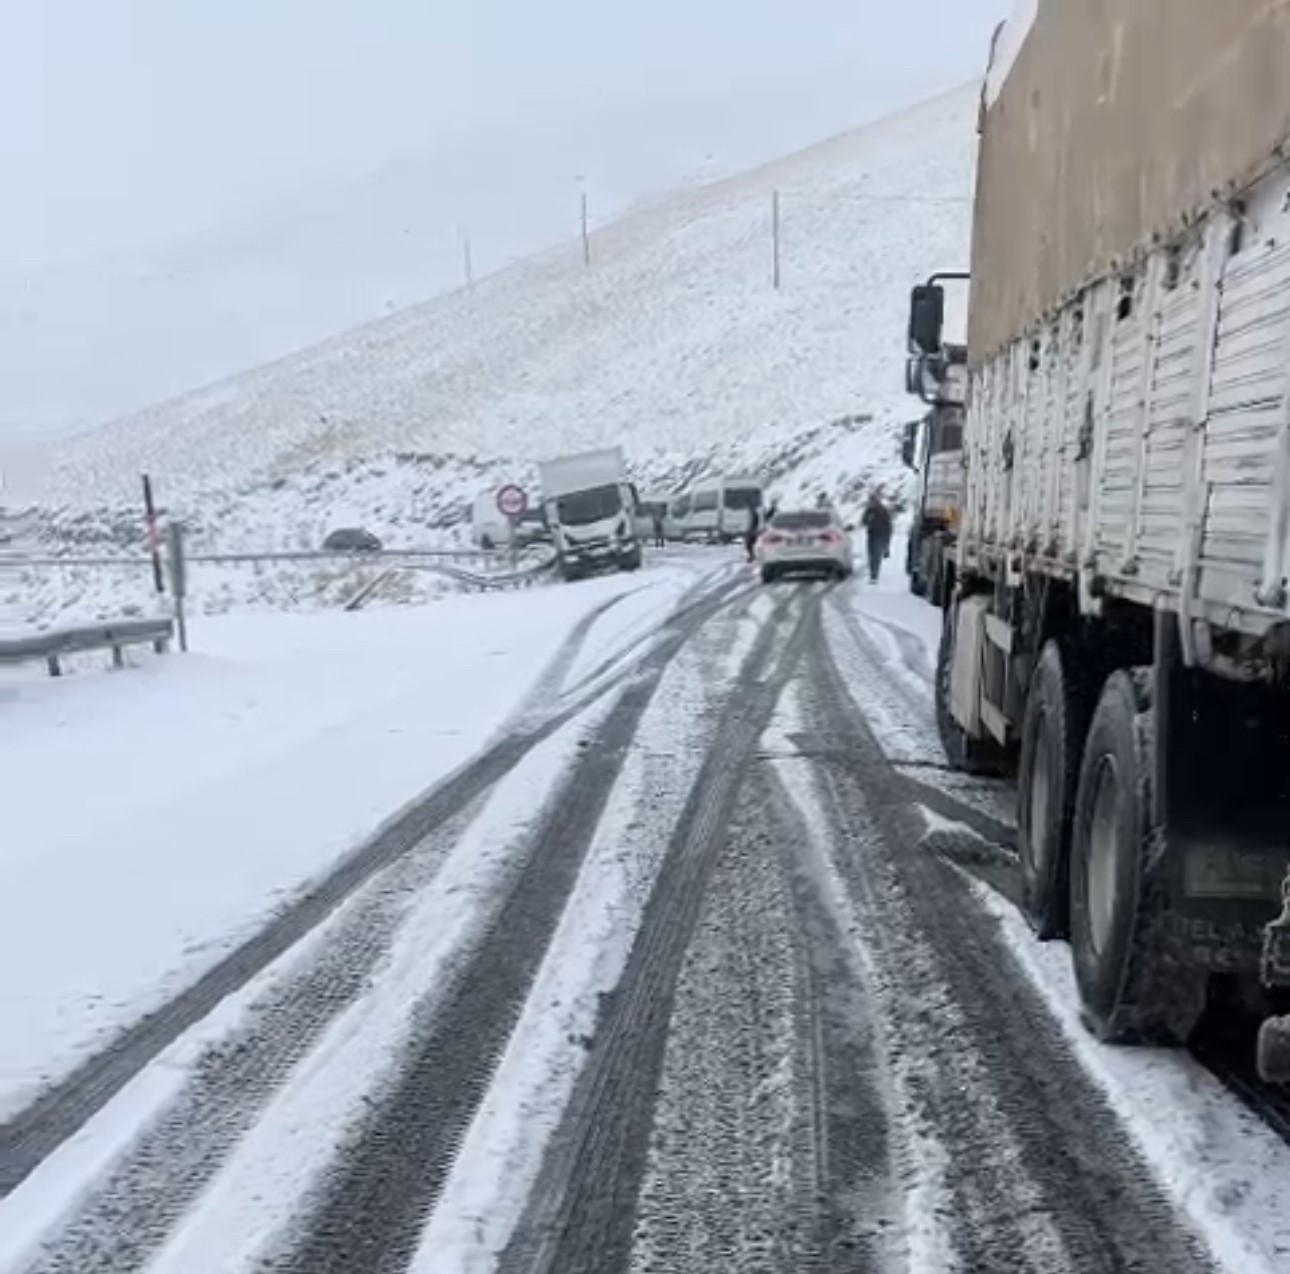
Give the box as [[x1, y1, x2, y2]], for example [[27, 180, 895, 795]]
[[744, 505, 761, 563], [652, 507, 666, 548], [860, 491, 893, 583]]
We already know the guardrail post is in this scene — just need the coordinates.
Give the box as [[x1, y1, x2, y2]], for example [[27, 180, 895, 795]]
[[167, 522, 189, 652]]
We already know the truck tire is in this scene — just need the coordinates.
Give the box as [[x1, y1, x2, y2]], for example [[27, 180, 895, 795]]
[[1018, 641, 1096, 939], [908, 532, 928, 597], [1069, 671, 1205, 1045], [1257, 1016, 1290, 1084], [926, 537, 947, 608], [935, 601, 1007, 776]]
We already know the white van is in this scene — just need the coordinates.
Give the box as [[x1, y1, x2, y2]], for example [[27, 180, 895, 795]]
[[668, 491, 693, 540], [676, 476, 764, 542], [471, 490, 549, 549], [471, 491, 512, 549], [634, 493, 672, 542]]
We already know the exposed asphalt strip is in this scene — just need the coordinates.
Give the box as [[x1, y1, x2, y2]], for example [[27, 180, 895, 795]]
[[624, 757, 906, 1274], [265, 574, 766, 1274], [623, 773, 823, 1274], [765, 767, 908, 1273], [797, 609, 1221, 1274], [0, 571, 747, 1202], [498, 585, 826, 1274]]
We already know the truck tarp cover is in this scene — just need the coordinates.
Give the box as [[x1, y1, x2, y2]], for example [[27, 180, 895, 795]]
[[970, 0, 1290, 364]]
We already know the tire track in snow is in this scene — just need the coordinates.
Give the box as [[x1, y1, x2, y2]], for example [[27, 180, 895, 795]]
[[265, 576, 756, 1274], [407, 586, 760, 1271], [625, 785, 814, 1274], [14, 803, 483, 1274], [498, 586, 823, 1274], [0, 572, 743, 1201], [824, 592, 1016, 844], [792, 611, 1220, 1274], [766, 767, 907, 1272]]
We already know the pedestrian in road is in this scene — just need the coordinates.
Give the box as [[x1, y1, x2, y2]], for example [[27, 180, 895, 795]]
[[861, 490, 893, 583], [652, 506, 666, 549], [744, 505, 761, 564]]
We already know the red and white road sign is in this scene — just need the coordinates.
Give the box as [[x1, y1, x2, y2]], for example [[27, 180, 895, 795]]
[[496, 484, 528, 519]]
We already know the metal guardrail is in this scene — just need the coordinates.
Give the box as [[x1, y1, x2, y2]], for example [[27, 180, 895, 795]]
[[0, 547, 537, 569], [343, 554, 557, 610], [0, 618, 175, 677], [5, 540, 559, 636]]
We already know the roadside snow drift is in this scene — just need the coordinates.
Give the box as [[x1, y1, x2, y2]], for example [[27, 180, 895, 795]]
[[0, 565, 695, 1120]]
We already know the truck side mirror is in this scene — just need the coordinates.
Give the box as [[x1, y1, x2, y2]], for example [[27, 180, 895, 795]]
[[901, 421, 919, 470], [908, 284, 945, 356]]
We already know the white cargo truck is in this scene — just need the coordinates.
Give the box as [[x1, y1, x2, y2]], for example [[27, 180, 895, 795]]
[[539, 447, 642, 581], [916, 0, 1290, 1080]]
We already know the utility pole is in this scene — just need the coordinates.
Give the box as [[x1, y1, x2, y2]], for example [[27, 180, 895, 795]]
[[460, 228, 475, 291], [772, 190, 782, 291]]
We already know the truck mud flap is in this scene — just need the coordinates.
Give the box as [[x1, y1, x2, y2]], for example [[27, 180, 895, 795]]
[[1156, 648, 1290, 979]]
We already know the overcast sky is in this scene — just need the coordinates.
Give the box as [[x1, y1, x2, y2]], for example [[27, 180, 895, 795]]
[[9, 0, 1005, 274]]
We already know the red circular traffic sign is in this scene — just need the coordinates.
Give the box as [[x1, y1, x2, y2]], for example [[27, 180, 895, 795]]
[[496, 484, 528, 519]]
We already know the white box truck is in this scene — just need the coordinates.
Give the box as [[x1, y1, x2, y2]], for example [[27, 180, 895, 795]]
[[539, 448, 642, 581], [916, 0, 1290, 1081]]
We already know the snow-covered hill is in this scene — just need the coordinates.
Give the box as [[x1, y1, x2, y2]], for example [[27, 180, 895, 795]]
[[14, 84, 977, 621]]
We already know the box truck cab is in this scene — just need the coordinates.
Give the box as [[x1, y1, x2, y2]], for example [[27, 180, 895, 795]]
[[539, 448, 642, 581]]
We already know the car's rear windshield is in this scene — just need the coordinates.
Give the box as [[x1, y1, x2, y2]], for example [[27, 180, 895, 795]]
[[771, 512, 831, 530]]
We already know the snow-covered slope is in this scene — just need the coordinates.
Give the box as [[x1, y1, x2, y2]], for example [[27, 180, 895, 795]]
[[11, 85, 976, 625], [34, 85, 974, 510]]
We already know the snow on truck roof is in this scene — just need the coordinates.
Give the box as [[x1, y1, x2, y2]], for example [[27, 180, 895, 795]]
[[984, 0, 1038, 108]]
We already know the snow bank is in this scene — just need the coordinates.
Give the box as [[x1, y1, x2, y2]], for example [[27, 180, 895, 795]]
[[0, 569, 675, 1120]]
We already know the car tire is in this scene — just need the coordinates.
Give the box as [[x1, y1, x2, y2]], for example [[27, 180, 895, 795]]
[[761, 566, 777, 585], [1069, 670, 1206, 1045], [935, 600, 1009, 777], [1018, 641, 1097, 940]]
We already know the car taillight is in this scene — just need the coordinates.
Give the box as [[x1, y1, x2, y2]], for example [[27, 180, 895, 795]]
[[762, 532, 785, 546], [818, 529, 842, 545]]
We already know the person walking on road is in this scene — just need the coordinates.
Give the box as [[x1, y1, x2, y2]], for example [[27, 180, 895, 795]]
[[861, 491, 893, 583], [744, 505, 761, 564], [652, 506, 666, 549]]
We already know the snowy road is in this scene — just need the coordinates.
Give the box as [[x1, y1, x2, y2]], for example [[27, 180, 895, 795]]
[[3, 564, 1290, 1274]]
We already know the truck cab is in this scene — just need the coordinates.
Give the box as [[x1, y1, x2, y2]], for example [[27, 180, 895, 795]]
[[902, 275, 968, 605], [539, 448, 642, 581]]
